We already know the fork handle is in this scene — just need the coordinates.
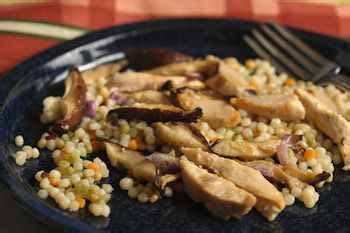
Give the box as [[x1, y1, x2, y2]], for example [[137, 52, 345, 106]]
[[318, 73, 350, 92]]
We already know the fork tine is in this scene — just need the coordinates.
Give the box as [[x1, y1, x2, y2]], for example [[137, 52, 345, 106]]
[[251, 29, 310, 80], [260, 24, 318, 74], [243, 35, 289, 75], [269, 22, 334, 66]]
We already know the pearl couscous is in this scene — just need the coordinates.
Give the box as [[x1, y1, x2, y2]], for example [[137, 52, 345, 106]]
[[12, 50, 350, 221]]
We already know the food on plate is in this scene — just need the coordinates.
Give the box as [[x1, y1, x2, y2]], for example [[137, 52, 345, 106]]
[[175, 88, 241, 129], [13, 49, 349, 220], [231, 93, 305, 121], [297, 89, 350, 170], [180, 157, 256, 219], [211, 138, 280, 161]]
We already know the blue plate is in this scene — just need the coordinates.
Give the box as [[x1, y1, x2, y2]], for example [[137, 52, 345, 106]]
[[1, 18, 350, 233]]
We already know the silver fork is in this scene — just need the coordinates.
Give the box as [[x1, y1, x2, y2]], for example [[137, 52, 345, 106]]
[[244, 22, 350, 90]]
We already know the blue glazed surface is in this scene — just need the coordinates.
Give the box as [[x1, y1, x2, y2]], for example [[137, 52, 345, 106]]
[[1, 18, 350, 233]]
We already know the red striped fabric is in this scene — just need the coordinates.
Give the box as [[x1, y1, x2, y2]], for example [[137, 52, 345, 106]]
[[0, 0, 349, 74]]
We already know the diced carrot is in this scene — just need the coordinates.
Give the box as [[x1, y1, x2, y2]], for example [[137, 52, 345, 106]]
[[89, 193, 99, 202], [128, 139, 139, 150], [76, 195, 86, 208], [304, 148, 317, 160], [49, 177, 59, 187], [284, 78, 296, 86], [87, 163, 100, 173], [245, 59, 256, 69]]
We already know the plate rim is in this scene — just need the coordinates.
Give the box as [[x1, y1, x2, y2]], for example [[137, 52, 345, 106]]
[[1, 17, 350, 232]]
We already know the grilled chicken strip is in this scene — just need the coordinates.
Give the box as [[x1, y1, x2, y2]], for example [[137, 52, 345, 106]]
[[82, 60, 127, 85], [176, 89, 241, 129], [307, 87, 339, 113], [297, 89, 350, 170], [211, 139, 280, 161], [205, 59, 252, 97], [181, 148, 285, 221], [153, 123, 208, 150], [231, 94, 305, 121], [190, 122, 223, 145], [244, 160, 321, 208], [105, 142, 156, 181], [128, 90, 171, 105], [180, 157, 256, 220], [106, 72, 199, 93]]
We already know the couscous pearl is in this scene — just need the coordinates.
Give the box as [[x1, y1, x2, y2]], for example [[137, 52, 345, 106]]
[[49, 170, 61, 180], [35, 171, 45, 182], [89, 122, 100, 131], [59, 179, 71, 188], [15, 135, 24, 147], [298, 162, 308, 171], [32, 148, 40, 158], [47, 139, 56, 151], [137, 192, 149, 203], [164, 187, 173, 197], [101, 205, 111, 217], [284, 194, 295, 206], [69, 201, 80, 212], [128, 187, 139, 199], [89, 203, 103, 216], [56, 139, 65, 149], [40, 178, 51, 189], [241, 118, 251, 127], [15, 151, 27, 166], [58, 196, 71, 209], [291, 187, 302, 197], [63, 191, 74, 200], [70, 174, 81, 184], [37, 138, 47, 149], [64, 142, 75, 154], [84, 169, 95, 177], [102, 184, 114, 193], [119, 177, 134, 190], [38, 189, 49, 199], [242, 128, 253, 140], [257, 122, 268, 132], [149, 194, 160, 203], [48, 187, 60, 198], [61, 134, 69, 141]]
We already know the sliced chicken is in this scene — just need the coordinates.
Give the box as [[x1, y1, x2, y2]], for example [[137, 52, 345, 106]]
[[106, 72, 188, 92], [190, 122, 223, 145], [205, 60, 251, 97], [181, 148, 285, 221], [128, 90, 171, 105], [243, 160, 320, 208], [176, 88, 241, 129], [180, 157, 256, 220], [297, 89, 350, 170], [307, 87, 339, 113], [231, 94, 305, 121], [82, 60, 127, 85], [153, 123, 208, 150], [105, 142, 156, 181], [148, 56, 219, 78], [211, 139, 280, 161]]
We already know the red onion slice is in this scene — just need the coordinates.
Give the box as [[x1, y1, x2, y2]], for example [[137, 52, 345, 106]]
[[276, 134, 302, 165]]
